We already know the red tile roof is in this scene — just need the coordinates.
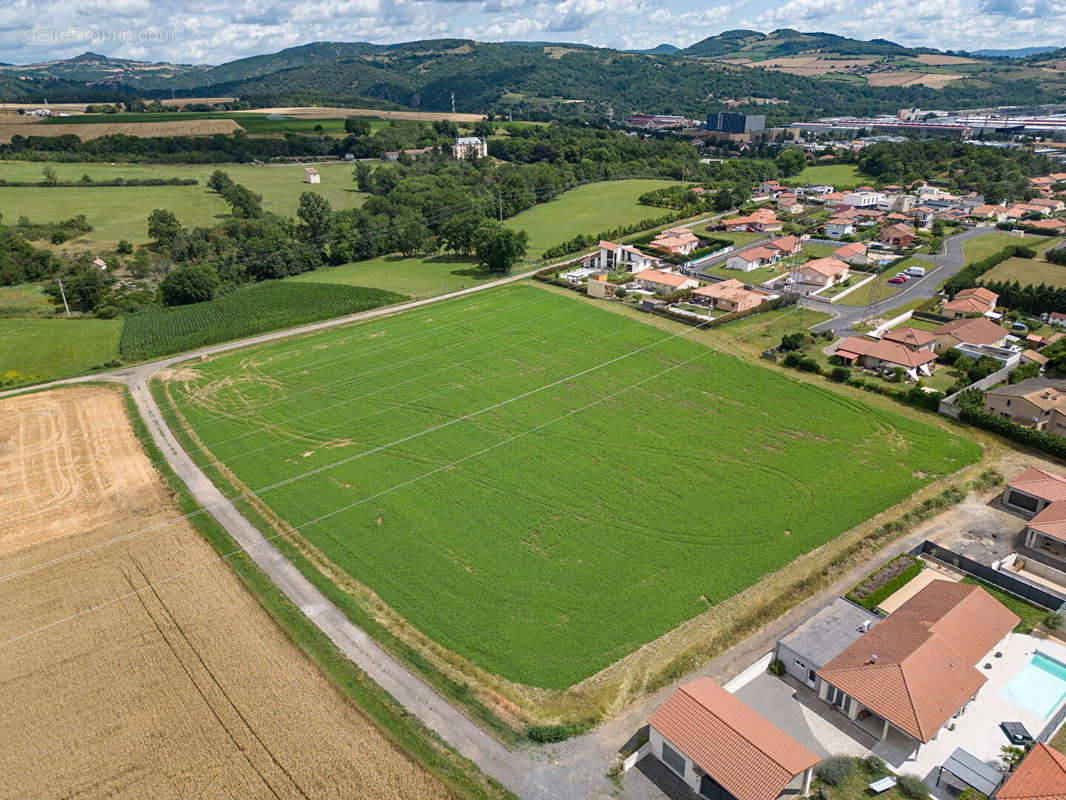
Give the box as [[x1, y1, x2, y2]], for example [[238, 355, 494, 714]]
[[636, 270, 690, 288], [955, 287, 998, 304], [836, 336, 938, 369], [801, 257, 851, 279], [833, 242, 867, 259], [997, 743, 1066, 800], [818, 581, 1019, 743], [648, 678, 820, 800], [881, 326, 936, 349], [933, 317, 1007, 346], [1009, 467, 1066, 504], [1028, 502, 1066, 544]]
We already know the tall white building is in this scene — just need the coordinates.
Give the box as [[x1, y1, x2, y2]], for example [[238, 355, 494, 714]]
[[452, 136, 487, 160]]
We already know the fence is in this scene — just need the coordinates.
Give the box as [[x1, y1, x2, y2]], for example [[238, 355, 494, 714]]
[[938, 363, 1015, 418], [913, 540, 1066, 611]]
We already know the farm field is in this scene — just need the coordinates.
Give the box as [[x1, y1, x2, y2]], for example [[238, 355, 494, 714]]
[[0, 281, 53, 315], [160, 284, 980, 689], [0, 386, 461, 800], [983, 256, 1066, 288], [289, 254, 493, 298], [961, 232, 1054, 263], [120, 281, 404, 361], [0, 118, 241, 143], [0, 161, 370, 248], [503, 179, 679, 259], [0, 317, 121, 383], [782, 164, 863, 187]]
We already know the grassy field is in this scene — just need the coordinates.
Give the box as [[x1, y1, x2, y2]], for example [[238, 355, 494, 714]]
[[289, 255, 492, 298], [0, 281, 53, 315], [961, 232, 1054, 263], [0, 317, 121, 382], [503, 179, 678, 259], [120, 281, 404, 361], [37, 111, 368, 135], [783, 164, 863, 187], [0, 161, 369, 248], [983, 256, 1066, 288], [835, 260, 932, 307], [161, 285, 979, 689]]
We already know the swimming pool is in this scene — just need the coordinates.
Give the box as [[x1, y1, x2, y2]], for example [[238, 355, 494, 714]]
[[1002, 651, 1066, 719]]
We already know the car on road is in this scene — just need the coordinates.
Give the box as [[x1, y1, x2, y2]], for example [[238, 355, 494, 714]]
[[905, 266, 926, 278], [888, 276, 908, 284]]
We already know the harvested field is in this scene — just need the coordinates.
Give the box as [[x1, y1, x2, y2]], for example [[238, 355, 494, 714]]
[[915, 54, 980, 65], [160, 96, 238, 106], [0, 386, 460, 800], [0, 118, 241, 143], [867, 71, 963, 87], [747, 57, 873, 74], [246, 106, 485, 122]]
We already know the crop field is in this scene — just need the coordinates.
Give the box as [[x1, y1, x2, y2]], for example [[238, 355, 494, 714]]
[[961, 232, 1054, 263], [0, 161, 370, 248], [783, 164, 863, 187], [0, 118, 241, 143], [0, 386, 458, 800], [160, 284, 980, 689], [120, 281, 404, 361], [289, 254, 495, 298], [0, 317, 121, 383], [983, 256, 1066, 288]]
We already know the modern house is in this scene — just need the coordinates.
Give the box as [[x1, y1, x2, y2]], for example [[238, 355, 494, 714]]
[[648, 677, 820, 800], [880, 326, 937, 353], [843, 190, 885, 208], [995, 743, 1066, 800], [304, 167, 320, 184], [795, 257, 851, 287], [878, 223, 916, 248], [984, 378, 1066, 432], [651, 227, 700, 255], [817, 580, 1019, 747], [691, 279, 772, 313], [1002, 466, 1066, 517], [834, 335, 938, 380], [452, 136, 488, 159], [765, 235, 802, 259], [932, 317, 1009, 352], [721, 208, 782, 233], [824, 216, 855, 239], [775, 598, 879, 693], [634, 269, 698, 294], [725, 246, 778, 272], [943, 287, 998, 318], [594, 240, 658, 273], [832, 242, 869, 265]]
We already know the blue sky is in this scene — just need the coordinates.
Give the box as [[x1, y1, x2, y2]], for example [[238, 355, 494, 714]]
[[0, 0, 1063, 65]]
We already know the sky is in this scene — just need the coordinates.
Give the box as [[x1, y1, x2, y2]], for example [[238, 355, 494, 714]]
[[0, 0, 1063, 65]]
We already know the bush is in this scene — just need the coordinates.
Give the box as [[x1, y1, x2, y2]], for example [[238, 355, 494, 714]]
[[815, 756, 856, 787], [830, 366, 851, 382], [899, 775, 929, 800], [798, 358, 822, 373], [768, 659, 785, 676], [783, 351, 802, 367], [864, 755, 887, 774], [1045, 612, 1063, 631], [525, 721, 591, 743]]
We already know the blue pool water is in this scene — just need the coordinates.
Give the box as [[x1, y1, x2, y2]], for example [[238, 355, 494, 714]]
[[1002, 652, 1066, 719]]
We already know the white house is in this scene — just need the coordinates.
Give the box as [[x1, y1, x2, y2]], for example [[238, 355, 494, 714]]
[[824, 216, 855, 239], [842, 191, 885, 208], [594, 240, 657, 273], [725, 246, 777, 272], [452, 136, 488, 160]]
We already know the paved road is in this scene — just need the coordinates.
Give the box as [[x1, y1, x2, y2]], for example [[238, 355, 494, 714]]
[[802, 227, 996, 334]]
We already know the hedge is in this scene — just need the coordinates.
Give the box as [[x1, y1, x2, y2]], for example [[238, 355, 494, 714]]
[[959, 404, 1066, 460], [846, 555, 922, 610], [943, 244, 1037, 295]]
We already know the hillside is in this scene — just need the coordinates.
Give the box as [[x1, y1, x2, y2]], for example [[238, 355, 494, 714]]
[[0, 51, 204, 88]]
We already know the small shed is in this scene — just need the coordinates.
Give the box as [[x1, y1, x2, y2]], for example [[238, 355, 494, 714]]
[[90, 257, 108, 271], [304, 167, 320, 184]]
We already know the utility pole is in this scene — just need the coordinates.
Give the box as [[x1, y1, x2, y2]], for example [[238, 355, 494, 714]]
[[451, 91, 456, 115], [56, 278, 71, 317], [497, 190, 503, 222]]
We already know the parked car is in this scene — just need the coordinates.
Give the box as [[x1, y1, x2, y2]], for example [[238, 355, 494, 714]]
[[1012, 321, 1028, 332], [905, 266, 926, 278], [888, 276, 907, 284], [894, 272, 910, 280]]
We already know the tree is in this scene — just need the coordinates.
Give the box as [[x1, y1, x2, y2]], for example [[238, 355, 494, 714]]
[[779, 332, 806, 351], [344, 116, 372, 136], [116, 239, 133, 255], [712, 187, 734, 212], [472, 221, 528, 274], [147, 209, 183, 246], [297, 191, 334, 243], [393, 213, 431, 257], [472, 120, 495, 138], [353, 163, 373, 192], [222, 183, 262, 219], [159, 263, 219, 306], [775, 148, 806, 177], [41, 165, 57, 186], [440, 212, 482, 255], [207, 169, 233, 194]]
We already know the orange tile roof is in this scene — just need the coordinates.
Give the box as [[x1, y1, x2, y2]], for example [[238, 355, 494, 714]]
[[955, 286, 998, 304], [1023, 349, 1050, 366], [933, 317, 1007, 346], [648, 678, 820, 800], [733, 246, 777, 262], [818, 581, 1019, 742], [636, 269, 690, 288], [997, 743, 1066, 800], [836, 336, 937, 369], [944, 297, 993, 315], [767, 235, 801, 253], [801, 257, 851, 279], [1028, 502, 1066, 544], [1009, 466, 1066, 503], [881, 326, 936, 349], [833, 242, 867, 258]]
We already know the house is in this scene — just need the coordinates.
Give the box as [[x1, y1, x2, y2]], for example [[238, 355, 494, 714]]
[[942, 286, 999, 318], [90, 257, 107, 270], [843, 190, 885, 208], [586, 277, 618, 299], [776, 193, 804, 214], [775, 597, 880, 693], [970, 204, 1008, 222], [634, 269, 698, 294], [1020, 349, 1050, 370], [1002, 466, 1066, 517], [832, 242, 868, 265], [452, 136, 487, 160], [721, 208, 782, 233], [648, 677, 820, 800], [1050, 312, 1066, 328], [995, 743, 1066, 800], [835, 335, 938, 380], [932, 316, 1009, 351], [725, 246, 777, 272], [878, 223, 916, 248], [1028, 218, 1066, 233], [817, 580, 1019, 745], [756, 179, 783, 197], [796, 257, 850, 287], [824, 216, 854, 239], [650, 226, 700, 255], [304, 167, 320, 184], [1029, 198, 1064, 213], [880, 326, 936, 352], [691, 279, 772, 313], [765, 235, 802, 258], [984, 378, 1066, 431], [594, 240, 657, 273]]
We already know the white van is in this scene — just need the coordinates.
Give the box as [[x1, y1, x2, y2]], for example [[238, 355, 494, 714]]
[[905, 266, 926, 278]]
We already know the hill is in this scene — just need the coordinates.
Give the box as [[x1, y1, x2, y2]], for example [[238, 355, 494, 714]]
[[682, 29, 915, 58], [0, 51, 204, 88], [971, 46, 1060, 58]]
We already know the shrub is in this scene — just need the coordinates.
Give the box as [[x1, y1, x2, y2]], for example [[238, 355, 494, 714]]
[[783, 351, 802, 367], [864, 755, 887, 774], [810, 787, 829, 800], [899, 775, 929, 799], [830, 366, 851, 382], [815, 756, 856, 787], [768, 659, 785, 676], [798, 358, 821, 373], [1045, 612, 1063, 631], [614, 288, 627, 298], [526, 721, 592, 743]]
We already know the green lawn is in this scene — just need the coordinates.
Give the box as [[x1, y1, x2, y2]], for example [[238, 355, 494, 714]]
[[961, 232, 1053, 263], [783, 164, 863, 188], [836, 259, 934, 307], [288, 254, 490, 299], [0, 317, 121, 383], [984, 256, 1066, 288], [161, 284, 979, 688], [0, 161, 369, 248], [0, 282, 54, 316], [699, 230, 764, 248], [504, 179, 678, 259]]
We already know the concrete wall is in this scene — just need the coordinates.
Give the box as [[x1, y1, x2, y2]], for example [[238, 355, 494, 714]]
[[775, 641, 820, 690], [648, 726, 700, 794]]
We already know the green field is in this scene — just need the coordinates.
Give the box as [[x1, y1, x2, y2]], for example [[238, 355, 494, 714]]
[[38, 111, 367, 135], [0, 161, 369, 248], [120, 281, 404, 361], [961, 232, 1053, 263], [289, 255, 493, 298], [0, 317, 121, 382], [0, 282, 53, 316], [783, 164, 864, 188], [162, 285, 980, 688], [504, 179, 678, 259], [983, 256, 1066, 288]]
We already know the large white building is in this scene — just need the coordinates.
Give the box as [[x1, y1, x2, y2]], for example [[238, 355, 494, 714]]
[[452, 136, 488, 160]]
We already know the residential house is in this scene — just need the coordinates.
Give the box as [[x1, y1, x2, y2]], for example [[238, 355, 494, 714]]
[[961, 192, 985, 210], [650, 226, 700, 255], [880, 326, 937, 353], [843, 190, 885, 208], [911, 206, 936, 229], [594, 240, 657, 273], [1020, 349, 1050, 371], [304, 167, 320, 184], [764, 235, 802, 259], [970, 204, 1008, 223], [586, 276, 618, 299], [796, 257, 850, 287], [932, 316, 1009, 352], [1049, 312, 1066, 328], [634, 269, 698, 294], [883, 193, 916, 213], [775, 597, 880, 693], [1002, 466, 1066, 517], [832, 242, 869, 265], [824, 216, 855, 239], [1029, 198, 1064, 213], [984, 378, 1066, 431], [755, 179, 783, 197], [691, 279, 772, 313], [452, 136, 488, 159], [776, 193, 804, 214], [725, 246, 778, 272], [90, 257, 107, 270], [817, 580, 1019, 746], [834, 335, 938, 380], [721, 208, 783, 233], [1028, 218, 1066, 233], [995, 743, 1066, 800], [878, 223, 916, 248], [942, 286, 998, 318], [648, 677, 820, 800]]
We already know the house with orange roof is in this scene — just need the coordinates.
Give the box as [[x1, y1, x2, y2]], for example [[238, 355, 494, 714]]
[[834, 335, 938, 380], [995, 743, 1066, 800], [943, 286, 999, 318], [795, 257, 850, 287], [984, 378, 1066, 433], [648, 677, 820, 800], [776, 193, 804, 214], [878, 223, 916, 248], [650, 226, 700, 255], [824, 216, 855, 239], [933, 316, 1009, 351], [1028, 218, 1066, 233], [1002, 466, 1066, 517], [634, 269, 698, 294], [725, 246, 778, 272], [721, 208, 782, 233], [970, 204, 1008, 222], [832, 242, 868, 265], [691, 279, 773, 313], [594, 240, 658, 273], [817, 580, 1019, 745], [765, 235, 802, 258], [880, 326, 936, 352]]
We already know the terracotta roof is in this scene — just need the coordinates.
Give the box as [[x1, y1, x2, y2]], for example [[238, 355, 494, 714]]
[[648, 678, 820, 800], [972, 204, 1003, 217], [599, 240, 620, 251], [880, 223, 916, 239], [636, 270, 690, 288], [766, 235, 801, 253], [836, 336, 938, 369], [801, 257, 851, 279], [933, 317, 1007, 346], [833, 243, 867, 258], [987, 380, 1066, 412], [733, 246, 777, 262], [944, 297, 994, 315], [955, 287, 998, 304], [1010, 466, 1066, 506], [1023, 349, 1050, 366], [1030, 502, 1066, 543], [818, 581, 1019, 742], [997, 743, 1066, 800], [882, 326, 936, 349]]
